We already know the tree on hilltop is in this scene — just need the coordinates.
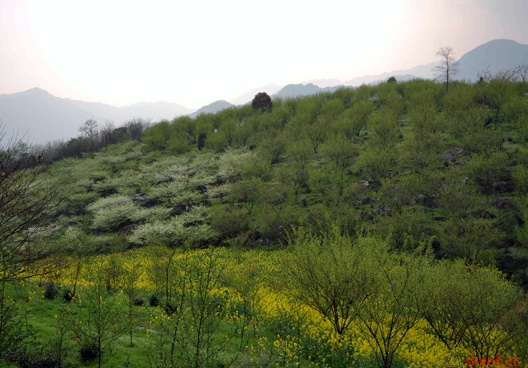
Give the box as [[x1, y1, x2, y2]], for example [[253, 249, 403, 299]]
[[251, 92, 273, 112], [434, 46, 459, 91]]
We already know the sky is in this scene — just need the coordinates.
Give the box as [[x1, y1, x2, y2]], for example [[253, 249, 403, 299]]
[[1, 0, 528, 109]]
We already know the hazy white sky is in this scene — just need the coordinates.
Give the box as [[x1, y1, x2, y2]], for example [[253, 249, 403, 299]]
[[1, 0, 528, 108]]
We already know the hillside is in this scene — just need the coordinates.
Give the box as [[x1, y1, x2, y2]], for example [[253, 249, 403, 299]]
[[24, 78, 528, 286], [3, 78, 528, 367]]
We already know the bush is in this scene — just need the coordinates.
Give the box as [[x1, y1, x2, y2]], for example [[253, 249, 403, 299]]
[[149, 294, 159, 307], [62, 288, 75, 302], [79, 344, 99, 363], [17, 353, 62, 368], [133, 298, 145, 306], [163, 301, 177, 316], [42, 282, 59, 300]]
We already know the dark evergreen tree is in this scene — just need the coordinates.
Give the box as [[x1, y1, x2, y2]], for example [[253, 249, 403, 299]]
[[251, 92, 273, 112]]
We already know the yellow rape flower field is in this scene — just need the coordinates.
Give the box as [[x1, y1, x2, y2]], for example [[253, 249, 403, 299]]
[[25, 245, 479, 368]]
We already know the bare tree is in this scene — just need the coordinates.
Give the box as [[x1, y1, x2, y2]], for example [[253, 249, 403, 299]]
[[0, 126, 56, 282], [124, 118, 148, 141], [99, 121, 116, 146], [516, 63, 528, 83], [434, 46, 459, 91], [0, 124, 58, 360], [79, 119, 99, 151], [477, 64, 528, 83]]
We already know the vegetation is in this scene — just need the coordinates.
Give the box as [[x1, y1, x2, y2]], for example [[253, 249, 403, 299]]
[[2, 78, 528, 367]]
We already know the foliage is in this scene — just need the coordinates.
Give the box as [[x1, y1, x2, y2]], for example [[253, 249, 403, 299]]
[[252, 92, 273, 112]]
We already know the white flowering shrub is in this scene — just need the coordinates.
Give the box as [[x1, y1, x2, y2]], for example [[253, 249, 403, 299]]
[[129, 206, 215, 246], [88, 196, 137, 231], [217, 148, 252, 182]]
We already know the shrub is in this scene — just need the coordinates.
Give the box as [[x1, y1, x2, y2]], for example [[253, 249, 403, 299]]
[[133, 298, 145, 306], [62, 288, 75, 302], [17, 353, 62, 368], [163, 302, 177, 316], [42, 282, 59, 300], [79, 344, 99, 363], [149, 294, 160, 307]]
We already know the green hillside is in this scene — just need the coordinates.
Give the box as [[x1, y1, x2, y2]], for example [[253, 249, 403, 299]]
[[2, 78, 528, 367], [37, 79, 528, 284]]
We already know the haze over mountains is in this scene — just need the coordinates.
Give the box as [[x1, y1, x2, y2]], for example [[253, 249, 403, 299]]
[[0, 88, 192, 144], [1, 39, 527, 144]]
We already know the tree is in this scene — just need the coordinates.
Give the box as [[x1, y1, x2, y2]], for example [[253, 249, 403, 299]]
[[0, 126, 56, 288], [422, 261, 522, 358], [68, 257, 128, 368], [150, 249, 236, 368], [285, 226, 370, 336], [434, 46, 459, 91], [0, 126, 57, 362], [320, 133, 358, 180], [286, 226, 430, 368], [251, 92, 273, 112], [79, 119, 100, 151]]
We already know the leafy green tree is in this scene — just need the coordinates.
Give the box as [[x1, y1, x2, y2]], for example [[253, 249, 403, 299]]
[[286, 226, 430, 368], [259, 130, 288, 164], [422, 260, 522, 358], [320, 98, 345, 120], [355, 246, 429, 368], [143, 120, 171, 151], [514, 195, 528, 247], [68, 258, 128, 368], [285, 226, 371, 335], [332, 100, 374, 138], [399, 129, 444, 171], [367, 110, 400, 149], [307, 117, 329, 153], [359, 146, 397, 183], [502, 95, 528, 143], [321, 133, 358, 179], [230, 177, 263, 216], [445, 105, 502, 153], [151, 250, 236, 368], [166, 129, 191, 154]]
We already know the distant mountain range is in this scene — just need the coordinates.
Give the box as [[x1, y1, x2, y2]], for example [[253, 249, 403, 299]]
[[189, 100, 235, 119], [271, 39, 528, 98], [0, 88, 192, 144], [1, 39, 527, 144]]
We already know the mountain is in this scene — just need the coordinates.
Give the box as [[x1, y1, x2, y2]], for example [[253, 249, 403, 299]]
[[0, 88, 96, 144], [343, 62, 437, 86], [344, 39, 528, 86], [0, 88, 192, 144], [454, 39, 528, 82], [189, 100, 234, 118], [306, 78, 343, 88], [273, 83, 342, 99], [291, 39, 527, 94], [230, 84, 283, 105]]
